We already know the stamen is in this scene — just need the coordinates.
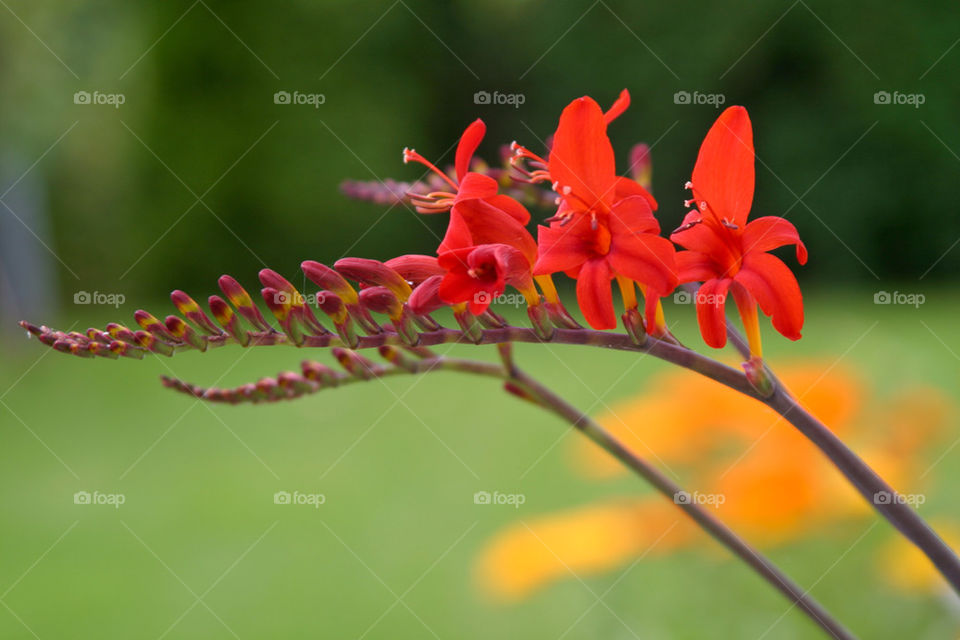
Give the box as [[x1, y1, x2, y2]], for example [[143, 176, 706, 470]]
[[672, 219, 702, 234], [402, 147, 459, 191], [511, 142, 547, 166]]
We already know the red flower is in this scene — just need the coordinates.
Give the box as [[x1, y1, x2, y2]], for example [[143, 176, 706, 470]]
[[670, 106, 807, 356], [437, 244, 537, 315], [404, 120, 537, 265], [521, 92, 677, 330]]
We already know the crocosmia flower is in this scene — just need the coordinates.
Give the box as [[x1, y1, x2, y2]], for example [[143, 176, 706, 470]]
[[404, 120, 537, 264], [437, 244, 538, 315], [516, 92, 677, 331], [671, 106, 807, 356]]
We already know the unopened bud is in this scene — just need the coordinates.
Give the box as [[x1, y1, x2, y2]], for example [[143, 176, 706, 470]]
[[335, 258, 413, 301]]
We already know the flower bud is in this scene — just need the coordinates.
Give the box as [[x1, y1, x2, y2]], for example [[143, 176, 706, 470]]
[[453, 306, 483, 343], [335, 258, 413, 301], [384, 255, 444, 286], [743, 356, 775, 398], [262, 287, 304, 346], [165, 315, 207, 351], [359, 286, 403, 318], [315, 291, 358, 348], [332, 348, 379, 380], [408, 275, 446, 315], [171, 290, 221, 335], [527, 304, 554, 340], [218, 275, 272, 331], [301, 360, 339, 386], [109, 340, 145, 359], [135, 310, 176, 342], [302, 260, 358, 304], [133, 330, 174, 356], [208, 295, 250, 346], [621, 308, 647, 346]]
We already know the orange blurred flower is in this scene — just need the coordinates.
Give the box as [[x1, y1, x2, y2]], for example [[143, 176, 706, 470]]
[[475, 363, 954, 601]]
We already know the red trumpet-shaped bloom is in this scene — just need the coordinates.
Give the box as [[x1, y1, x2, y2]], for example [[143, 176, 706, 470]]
[[437, 244, 537, 315], [404, 120, 537, 265], [526, 92, 677, 330], [670, 106, 807, 355]]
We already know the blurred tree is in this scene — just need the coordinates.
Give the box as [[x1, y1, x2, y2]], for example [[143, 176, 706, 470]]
[[1, 0, 957, 308]]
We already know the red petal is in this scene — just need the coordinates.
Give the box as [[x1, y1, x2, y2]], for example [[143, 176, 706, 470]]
[[470, 244, 530, 284], [533, 217, 593, 275], [695, 278, 732, 348], [455, 172, 498, 201], [741, 216, 808, 265], [576, 258, 616, 330], [609, 193, 660, 235], [486, 194, 531, 225], [692, 106, 754, 226], [676, 251, 719, 283], [549, 96, 616, 209], [438, 213, 473, 254], [670, 213, 738, 272], [614, 176, 658, 212], [734, 252, 803, 341], [437, 246, 475, 273], [448, 199, 538, 264], [455, 119, 485, 183], [607, 232, 677, 296], [603, 88, 630, 124], [438, 270, 479, 303]]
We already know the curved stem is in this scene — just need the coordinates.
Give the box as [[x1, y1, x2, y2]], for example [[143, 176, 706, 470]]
[[501, 366, 855, 640], [704, 294, 960, 597], [766, 387, 960, 593]]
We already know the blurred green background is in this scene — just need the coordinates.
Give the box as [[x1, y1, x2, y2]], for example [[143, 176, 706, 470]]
[[2, 1, 960, 638]]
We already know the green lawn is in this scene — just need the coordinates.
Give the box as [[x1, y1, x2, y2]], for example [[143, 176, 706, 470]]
[[2, 288, 959, 638]]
